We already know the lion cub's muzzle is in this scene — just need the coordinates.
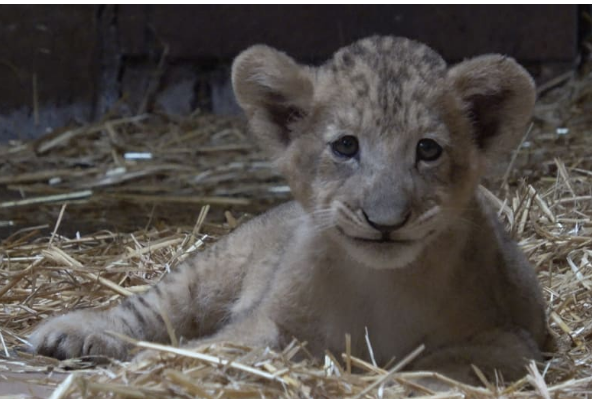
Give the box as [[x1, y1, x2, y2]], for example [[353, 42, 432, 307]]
[[332, 201, 417, 243]]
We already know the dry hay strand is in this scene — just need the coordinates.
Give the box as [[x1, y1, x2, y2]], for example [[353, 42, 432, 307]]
[[1, 67, 592, 398]]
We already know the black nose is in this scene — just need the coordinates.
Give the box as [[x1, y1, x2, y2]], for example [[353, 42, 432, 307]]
[[362, 210, 411, 233]]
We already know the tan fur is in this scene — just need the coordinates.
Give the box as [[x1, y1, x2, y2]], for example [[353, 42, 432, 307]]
[[29, 36, 548, 386]]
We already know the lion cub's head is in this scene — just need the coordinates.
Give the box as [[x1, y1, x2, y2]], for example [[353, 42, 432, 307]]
[[232, 36, 535, 269]]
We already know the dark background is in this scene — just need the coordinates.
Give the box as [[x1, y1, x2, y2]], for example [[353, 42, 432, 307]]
[[0, 5, 588, 141]]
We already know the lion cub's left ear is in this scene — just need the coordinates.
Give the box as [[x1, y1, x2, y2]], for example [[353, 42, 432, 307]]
[[232, 45, 314, 155], [448, 55, 535, 158]]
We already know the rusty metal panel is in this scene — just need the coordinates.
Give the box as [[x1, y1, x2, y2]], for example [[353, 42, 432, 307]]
[[119, 5, 577, 63]]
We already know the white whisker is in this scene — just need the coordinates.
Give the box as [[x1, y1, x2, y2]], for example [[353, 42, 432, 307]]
[[286, 206, 334, 225], [334, 201, 368, 229], [308, 222, 337, 235], [416, 206, 441, 224]]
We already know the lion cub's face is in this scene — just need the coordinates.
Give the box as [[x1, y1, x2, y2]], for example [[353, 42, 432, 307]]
[[232, 36, 535, 269]]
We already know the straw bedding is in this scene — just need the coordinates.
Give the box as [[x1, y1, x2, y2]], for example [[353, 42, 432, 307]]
[[0, 68, 591, 398]]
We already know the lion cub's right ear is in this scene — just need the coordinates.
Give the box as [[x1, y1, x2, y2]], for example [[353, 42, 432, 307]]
[[232, 45, 314, 154]]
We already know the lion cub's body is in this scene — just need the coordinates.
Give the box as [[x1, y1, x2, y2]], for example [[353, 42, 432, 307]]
[[230, 198, 545, 375], [30, 36, 547, 385]]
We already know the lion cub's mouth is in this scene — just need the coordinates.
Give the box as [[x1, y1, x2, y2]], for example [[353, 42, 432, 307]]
[[335, 226, 415, 245]]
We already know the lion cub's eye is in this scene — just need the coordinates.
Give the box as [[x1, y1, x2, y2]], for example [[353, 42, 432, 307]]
[[416, 139, 442, 162], [331, 135, 359, 158]]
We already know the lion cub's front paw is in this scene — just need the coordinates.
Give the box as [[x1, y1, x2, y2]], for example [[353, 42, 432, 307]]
[[29, 311, 128, 360]]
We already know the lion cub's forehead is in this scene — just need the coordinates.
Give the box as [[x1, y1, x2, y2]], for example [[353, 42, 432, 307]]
[[319, 37, 448, 138], [329, 36, 446, 76]]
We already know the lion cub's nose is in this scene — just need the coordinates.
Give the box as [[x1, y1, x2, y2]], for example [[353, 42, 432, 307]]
[[362, 210, 411, 233]]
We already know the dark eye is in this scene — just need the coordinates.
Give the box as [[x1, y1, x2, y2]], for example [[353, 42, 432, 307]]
[[331, 135, 359, 158], [416, 139, 442, 162]]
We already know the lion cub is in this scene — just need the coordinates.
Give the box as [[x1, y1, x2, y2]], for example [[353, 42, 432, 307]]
[[30, 36, 547, 385]]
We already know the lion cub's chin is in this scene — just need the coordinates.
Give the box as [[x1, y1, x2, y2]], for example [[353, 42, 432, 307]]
[[331, 230, 426, 270]]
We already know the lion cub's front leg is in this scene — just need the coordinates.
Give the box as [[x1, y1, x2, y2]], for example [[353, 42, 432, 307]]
[[29, 233, 251, 360]]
